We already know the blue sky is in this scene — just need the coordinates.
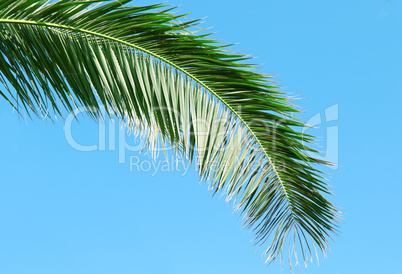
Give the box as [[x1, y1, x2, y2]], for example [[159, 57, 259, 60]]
[[1, 0, 402, 273]]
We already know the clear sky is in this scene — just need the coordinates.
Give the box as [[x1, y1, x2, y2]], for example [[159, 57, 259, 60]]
[[1, 0, 401, 273]]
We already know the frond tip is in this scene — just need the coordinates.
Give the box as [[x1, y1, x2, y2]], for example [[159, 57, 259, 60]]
[[0, 0, 340, 267]]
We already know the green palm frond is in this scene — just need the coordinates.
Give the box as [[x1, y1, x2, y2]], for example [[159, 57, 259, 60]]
[[0, 0, 339, 267]]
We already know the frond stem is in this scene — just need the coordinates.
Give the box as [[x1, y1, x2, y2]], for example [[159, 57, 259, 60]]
[[0, 18, 291, 203]]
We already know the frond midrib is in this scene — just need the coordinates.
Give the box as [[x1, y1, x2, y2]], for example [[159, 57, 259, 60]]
[[0, 18, 293, 207]]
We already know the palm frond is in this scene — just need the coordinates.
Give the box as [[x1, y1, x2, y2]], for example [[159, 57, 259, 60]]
[[0, 0, 339, 267]]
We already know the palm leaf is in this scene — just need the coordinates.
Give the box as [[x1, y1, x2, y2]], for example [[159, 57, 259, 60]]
[[0, 0, 339, 267]]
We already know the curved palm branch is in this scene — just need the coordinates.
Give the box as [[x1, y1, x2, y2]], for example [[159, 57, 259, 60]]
[[0, 0, 339, 267]]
